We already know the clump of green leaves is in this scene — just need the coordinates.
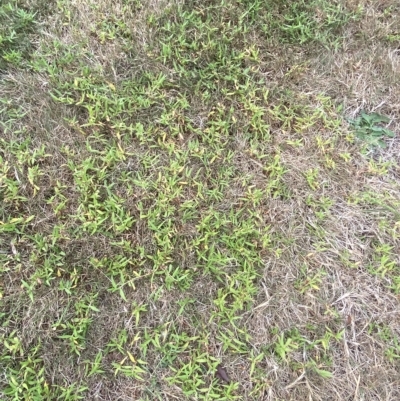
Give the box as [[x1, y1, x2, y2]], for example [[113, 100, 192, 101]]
[[0, 2, 37, 69], [348, 111, 395, 149]]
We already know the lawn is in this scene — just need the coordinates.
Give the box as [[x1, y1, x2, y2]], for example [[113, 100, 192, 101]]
[[1, 0, 400, 400]]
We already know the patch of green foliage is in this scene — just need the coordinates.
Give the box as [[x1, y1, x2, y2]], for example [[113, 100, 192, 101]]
[[0, 1, 37, 69], [348, 111, 395, 149], [266, 0, 360, 47]]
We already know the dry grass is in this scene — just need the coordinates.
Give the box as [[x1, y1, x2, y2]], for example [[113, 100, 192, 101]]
[[1, 0, 400, 400]]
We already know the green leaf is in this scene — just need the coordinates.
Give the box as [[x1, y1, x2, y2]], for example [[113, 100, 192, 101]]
[[88, 304, 100, 312], [314, 368, 333, 379], [382, 128, 395, 137], [370, 126, 385, 135], [368, 112, 390, 123]]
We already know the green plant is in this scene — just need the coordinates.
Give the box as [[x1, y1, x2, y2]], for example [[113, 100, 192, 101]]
[[305, 168, 320, 190], [295, 266, 326, 293], [274, 332, 299, 361], [348, 111, 395, 149]]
